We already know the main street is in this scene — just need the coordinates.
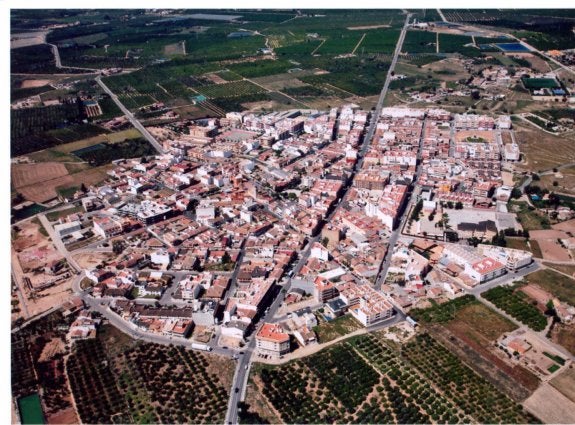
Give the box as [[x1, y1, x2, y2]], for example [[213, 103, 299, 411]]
[[224, 12, 413, 424], [95, 76, 165, 154]]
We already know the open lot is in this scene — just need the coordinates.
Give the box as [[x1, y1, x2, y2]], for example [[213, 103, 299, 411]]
[[524, 384, 575, 424], [312, 313, 363, 343], [514, 122, 575, 172], [523, 268, 575, 306], [12, 162, 112, 203], [550, 365, 575, 403]]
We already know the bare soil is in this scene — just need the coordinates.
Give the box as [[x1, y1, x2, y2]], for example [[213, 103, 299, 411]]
[[550, 367, 575, 403], [21, 79, 52, 88], [523, 383, 575, 424], [428, 324, 538, 401]]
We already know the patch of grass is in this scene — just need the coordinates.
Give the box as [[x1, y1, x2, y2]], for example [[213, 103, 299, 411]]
[[542, 263, 575, 277], [312, 314, 362, 343], [45, 205, 84, 222], [31, 217, 49, 238], [410, 294, 477, 323], [450, 302, 518, 341], [509, 200, 550, 231], [523, 268, 575, 306]]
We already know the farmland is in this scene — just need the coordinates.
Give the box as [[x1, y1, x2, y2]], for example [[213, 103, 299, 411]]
[[482, 285, 548, 331], [409, 296, 540, 397], [522, 269, 575, 306], [196, 80, 267, 99], [247, 332, 535, 424], [67, 325, 233, 424]]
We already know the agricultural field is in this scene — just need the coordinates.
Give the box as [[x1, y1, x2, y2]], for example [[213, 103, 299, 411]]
[[195, 80, 267, 99], [12, 311, 79, 424], [67, 325, 233, 424], [402, 30, 438, 54], [246, 332, 535, 424], [482, 285, 548, 331], [410, 296, 540, 397], [522, 269, 575, 306]]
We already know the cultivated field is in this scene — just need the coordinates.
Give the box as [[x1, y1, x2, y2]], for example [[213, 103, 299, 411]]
[[523, 384, 575, 424], [522, 269, 575, 306], [67, 327, 234, 424], [550, 367, 575, 403], [245, 330, 535, 424], [12, 162, 112, 203]]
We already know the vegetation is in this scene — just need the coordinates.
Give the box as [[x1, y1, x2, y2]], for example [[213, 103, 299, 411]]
[[402, 333, 538, 424], [312, 314, 362, 343], [410, 294, 477, 323], [67, 328, 232, 424], [72, 139, 157, 165], [523, 269, 575, 306], [482, 285, 548, 331]]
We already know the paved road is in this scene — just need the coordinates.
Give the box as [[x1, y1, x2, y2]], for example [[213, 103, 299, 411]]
[[224, 13, 413, 425], [436, 9, 448, 22], [37, 214, 82, 273], [95, 76, 165, 154]]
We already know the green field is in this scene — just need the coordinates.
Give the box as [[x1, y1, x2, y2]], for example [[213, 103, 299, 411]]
[[482, 285, 548, 331], [248, 332, 535, 424], [522, 78, 560, 89], [18, 393, 45, 425]]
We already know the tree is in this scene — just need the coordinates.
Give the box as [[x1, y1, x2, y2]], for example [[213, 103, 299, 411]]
[[221, 252, 231, 264], [80, 183, 88, 193], [321, 237, 329, 247], [455, 201, 463, 210], [186, 198, 199, 213], [112, 240, 124, 254]]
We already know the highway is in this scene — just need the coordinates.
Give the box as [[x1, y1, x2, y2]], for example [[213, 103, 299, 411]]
[[95, 76, 165, 154]]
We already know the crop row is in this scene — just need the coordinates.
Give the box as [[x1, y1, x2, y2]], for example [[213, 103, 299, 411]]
[[196, 80, 267, 99], [402, 333, 538, 424], [482, 286, 548, 331]]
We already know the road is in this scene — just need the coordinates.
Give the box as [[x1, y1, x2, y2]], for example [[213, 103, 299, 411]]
[[224, 12, 413, 424], [95, 76, 165, 154], [436, 9, 448, 22], [48, 43, 99, 72], [37, 214, 82, 273]]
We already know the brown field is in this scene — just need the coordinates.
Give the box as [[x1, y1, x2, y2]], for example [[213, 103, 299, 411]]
[[204, 73, 228, 84], [538, 168, 575, 195], [429, 323, 539, 400], [523, 268, 575, 306], [252, 74, 310, 91], [454, 130, 496, 144], [550, 367, 575, 403], [553, 218, 575, 233], [13, 162, 112, 203], [449, 302, 518, 340], [21, 79, 52, 88], [46, 407, 79, 425], [12, 162, 68, 188], [163, 41, 186, 56], [535, 239, 572, 261], [523, 384, 575, 424], [514, 122, 575, 172], [244, 373, 284, 424], [551, 323, 575, 356], [543, 263, 575, 278], [72, 252, 115, 269]]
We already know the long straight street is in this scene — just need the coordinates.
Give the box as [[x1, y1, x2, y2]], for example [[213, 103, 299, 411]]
[[224, 13, 413, 425], [95, 76, 165, 154]]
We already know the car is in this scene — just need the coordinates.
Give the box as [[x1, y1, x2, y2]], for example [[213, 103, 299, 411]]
[[234, 387, 239, 393], [239, 351, 244, 355], [222, 346, 229, 349]]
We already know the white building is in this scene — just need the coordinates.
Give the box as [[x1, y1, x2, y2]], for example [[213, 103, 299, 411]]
[[256, 323, 290, 358], [477, 244, 533, 271], [54, 221, 82, 238]]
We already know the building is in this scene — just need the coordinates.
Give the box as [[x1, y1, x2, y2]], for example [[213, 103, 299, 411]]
[[256, 323, 290, 358], [54, 221, 82, 238], [339, 283, 394, 326], [478, 244, 533, 271], [504, 143, 521, 161], [313, 276, 339, 303]]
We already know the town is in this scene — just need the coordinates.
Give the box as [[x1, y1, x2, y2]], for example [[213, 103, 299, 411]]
[[10, 7, 575, 425]]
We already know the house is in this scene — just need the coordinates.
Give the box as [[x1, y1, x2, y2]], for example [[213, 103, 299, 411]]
[[256, 323, 290, 358], [313, 276, 338, 303]]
